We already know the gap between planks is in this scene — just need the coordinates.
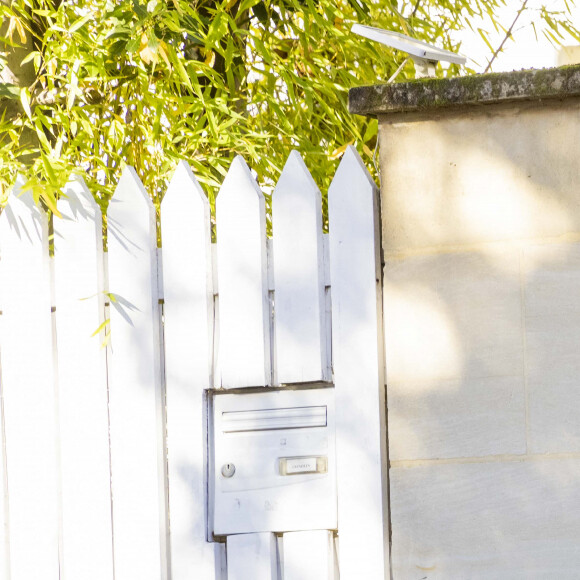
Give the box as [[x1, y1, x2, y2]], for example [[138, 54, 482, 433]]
[[390, 451, 580, 468], [210, 234, 331, 296]]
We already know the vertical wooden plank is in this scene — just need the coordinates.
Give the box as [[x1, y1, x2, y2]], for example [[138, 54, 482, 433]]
[[0, 362, 7, 580], [216, 156, 270, 388], [272, 151, 327, 384], [328, 146, 390, 579], [54, 178, 113, 580], [0, 181, 59, 580], [323, 234, 333, 378], [161, 161, 222, 578], [107, 167, 166, 580], [227, 533, 277, 580], [282, 530, 333, 580]]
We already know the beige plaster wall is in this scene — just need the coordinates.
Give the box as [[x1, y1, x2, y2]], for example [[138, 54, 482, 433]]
[[379, 99, 580, 579]]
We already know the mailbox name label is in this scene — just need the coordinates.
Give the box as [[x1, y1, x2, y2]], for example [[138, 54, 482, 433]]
[[285, 457, 318, 474]]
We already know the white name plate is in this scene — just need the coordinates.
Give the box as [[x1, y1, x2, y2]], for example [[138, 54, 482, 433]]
[[279, 456, 328, 476]]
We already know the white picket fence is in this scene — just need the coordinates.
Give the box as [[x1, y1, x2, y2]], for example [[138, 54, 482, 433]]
[[0, 147, 389, 580]]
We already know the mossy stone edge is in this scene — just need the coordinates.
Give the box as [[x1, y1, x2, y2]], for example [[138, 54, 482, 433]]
[[348, 64, 580, 116]]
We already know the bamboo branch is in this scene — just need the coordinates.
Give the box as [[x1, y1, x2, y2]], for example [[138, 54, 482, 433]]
[[411, 0, 422, 19], [484, 0, 529, 73]]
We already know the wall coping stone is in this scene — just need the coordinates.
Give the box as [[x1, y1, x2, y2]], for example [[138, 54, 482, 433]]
[[348, 64, 580, 116]]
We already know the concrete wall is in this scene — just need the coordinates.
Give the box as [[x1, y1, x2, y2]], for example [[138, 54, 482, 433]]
[[378, 98, 580, 578]]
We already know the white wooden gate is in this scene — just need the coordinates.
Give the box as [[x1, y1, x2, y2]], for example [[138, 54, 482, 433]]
[[0, 147, 389, 579]]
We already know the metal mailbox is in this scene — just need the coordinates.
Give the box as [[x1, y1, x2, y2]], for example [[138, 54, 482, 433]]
[[210, 387, 337, 536]]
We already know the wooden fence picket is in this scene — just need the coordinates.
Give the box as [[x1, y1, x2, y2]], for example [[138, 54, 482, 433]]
[[107, 167, 167, 580], [216, 156, 271, 388], [226, 533, 278, 580], [328, 146, 389, 579], [161, 161, 221, 579], [282, 530, 334, 580], [54, 178, 113, 580], [0, 381, 6, 580], [272, 151, 328, 384], [0, 147, 389, 580], [0, 182, 59, 580]]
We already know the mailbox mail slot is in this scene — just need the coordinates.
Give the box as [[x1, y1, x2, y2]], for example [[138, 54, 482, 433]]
[[221, 405, 327, 432], [211, 387, 337, 536]]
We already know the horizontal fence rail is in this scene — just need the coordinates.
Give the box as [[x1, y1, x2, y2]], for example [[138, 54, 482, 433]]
[[0, 148, 389, 580]]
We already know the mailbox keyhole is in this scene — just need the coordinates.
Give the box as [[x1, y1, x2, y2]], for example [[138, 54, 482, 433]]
[[221, 463, 236, 478]]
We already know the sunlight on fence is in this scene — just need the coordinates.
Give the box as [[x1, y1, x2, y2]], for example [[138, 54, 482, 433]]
[[0, 147, 388, 580]]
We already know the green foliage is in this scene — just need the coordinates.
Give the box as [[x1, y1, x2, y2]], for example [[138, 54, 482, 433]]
[[0, 0, 578, 219]]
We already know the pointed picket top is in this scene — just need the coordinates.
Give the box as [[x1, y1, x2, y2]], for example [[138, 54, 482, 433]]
[[108, 166, 155, 254], [54, 176, 103, 256], [58, 175, 100, 217], [330, 145, 377, 200], [216, 155, 270, 388], [55, 176, 102, 250], [161, 160, 218, 578], [272, 150, 327, 384], [109, 165, 155, 221], [115, 165, 152, 203], [328, 145, 389, 579], [107, 166, 165, 579], [328, 145, 380, 268], [164, 160, 209, 211], [0, 176, 46, 248], [219, 154, 265, 204], [328, 144, 380, 296], [162, 159, 213, 387], [276, 150, 320, 197]]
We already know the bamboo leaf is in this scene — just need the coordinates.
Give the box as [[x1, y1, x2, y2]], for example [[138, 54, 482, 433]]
[[20, 87, 32, 119], [0, 83, 21, 99], [91, 318, 111, 337], [69, 14, 92, 33]]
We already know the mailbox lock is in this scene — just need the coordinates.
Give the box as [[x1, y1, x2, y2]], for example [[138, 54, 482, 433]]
[[221, 463, 236, 478]]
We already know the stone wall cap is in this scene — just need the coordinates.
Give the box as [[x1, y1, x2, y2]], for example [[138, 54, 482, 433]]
[[348, 64, 580, 116]]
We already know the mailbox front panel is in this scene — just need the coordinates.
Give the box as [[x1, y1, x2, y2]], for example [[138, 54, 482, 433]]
[[211, 387, 337, 536]]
